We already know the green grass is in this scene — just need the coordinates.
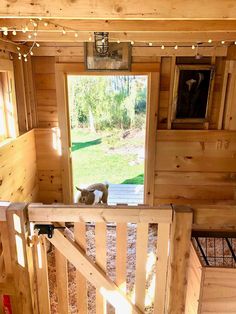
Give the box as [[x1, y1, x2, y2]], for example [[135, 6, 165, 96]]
[[71, 128, 145, 186]]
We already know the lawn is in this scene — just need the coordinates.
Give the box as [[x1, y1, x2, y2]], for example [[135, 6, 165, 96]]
[[71, 128, 145, 187]]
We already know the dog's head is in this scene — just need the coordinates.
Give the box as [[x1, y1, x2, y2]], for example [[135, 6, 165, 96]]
[[76, 187, 95, 204]]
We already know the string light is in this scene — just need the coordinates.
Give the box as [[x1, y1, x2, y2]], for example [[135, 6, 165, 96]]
[[30, 51, 34, 56], [36, 42, 40, 47], [174, 45, 178, 50], [17, 46, 21, 51], [192, 45, 195, 50], [221, 40, 225, 44], [208, 39, 212, 43], [161, 45, 165, 50], [131, 41, 134, 45], [3, 30, 8, 36], [18, 54, 22, 60], [149, 42, 153, 46]]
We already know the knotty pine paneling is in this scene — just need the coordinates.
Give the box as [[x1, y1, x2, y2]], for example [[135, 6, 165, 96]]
[[0, 130, 38, 202]]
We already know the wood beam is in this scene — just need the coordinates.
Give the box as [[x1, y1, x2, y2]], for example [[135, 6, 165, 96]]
[[49, 229, 142, 314], [28, 204, 172, 223], [0, 38, 28, 54], [167, 206, 193, 314], [192, 204, 236, 231], [1, 1, 236, 19], [31, 45, 227, 57], [10, 31, 236, 43], [3, 19, 236, 32]]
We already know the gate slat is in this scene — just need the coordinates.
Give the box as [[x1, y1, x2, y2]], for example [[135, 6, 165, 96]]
[[116, 223, 127, 292], [95, 222, 107, 314], [135, 223, 149, 312], [74, 222, 88, 313], [34, 236, 51, 314], [55, 249, 69, 314], [115, 223, 127, 314], [154, 223, 170, 314]]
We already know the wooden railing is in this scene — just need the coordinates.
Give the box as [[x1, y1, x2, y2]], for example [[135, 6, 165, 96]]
[[4, 202, 227, 313]]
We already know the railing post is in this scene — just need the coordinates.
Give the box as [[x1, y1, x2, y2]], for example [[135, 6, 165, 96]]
[[166, 205, 193, 314], [6, 203, 38, 314]]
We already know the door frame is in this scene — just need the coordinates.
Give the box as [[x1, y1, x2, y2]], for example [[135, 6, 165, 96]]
[[55, 62, 160, 205]]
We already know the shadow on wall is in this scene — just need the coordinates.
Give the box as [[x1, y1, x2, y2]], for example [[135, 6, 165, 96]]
[[71, 138, 102, 152], [122, 174, 144, 184]]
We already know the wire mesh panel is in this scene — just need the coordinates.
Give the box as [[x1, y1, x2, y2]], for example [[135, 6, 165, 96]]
[[192, 234, 236, 268]]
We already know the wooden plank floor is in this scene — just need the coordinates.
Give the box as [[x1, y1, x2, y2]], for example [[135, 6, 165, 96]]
[[108, 184, 144, 205]]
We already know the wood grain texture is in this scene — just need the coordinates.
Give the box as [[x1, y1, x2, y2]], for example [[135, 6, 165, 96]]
[[200, 268, 236, 313], [167, 207, 193, 314], [34, 128, 63, 203], [185, 244, 203, 314], [0, 130, 38, 202]]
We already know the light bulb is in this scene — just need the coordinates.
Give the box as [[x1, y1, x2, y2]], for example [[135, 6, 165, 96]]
[[221, 40, 225, 44], [174, 45, 178, 50], [131, 41, 134, 45], [30, 51, 34, 55], [161, 45, 165, 50], [234, 41, 236, 45], [208, 39, 212, 43], [34, 32, 37, 36], [36, 42, 40, 47], [192, 45, 195, 50], [18, 55, 22, 60], [24, 57, 27, 62], [18, 53, 21, 57], [28, 34, 32, 39], [74, 32, 78, 38], [62, 29, 66, 35], [23, 54, 27, 57], [44, 22, 48, 27], [117, 40, 120, 44], [149, 42, 153, 46], [89, 36, 92, 41], [3, 30, 8, 36], [17, 46, 21, 51], [33, 22, 38, 27], [101, 38, 105, 43], [12, 30, 17, 36]]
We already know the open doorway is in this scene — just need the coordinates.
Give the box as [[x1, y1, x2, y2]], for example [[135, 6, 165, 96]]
[[67, 75, 148, 205]]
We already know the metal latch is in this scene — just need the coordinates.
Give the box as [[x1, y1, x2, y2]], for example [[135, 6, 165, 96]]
[[34, 224, 73, 238]]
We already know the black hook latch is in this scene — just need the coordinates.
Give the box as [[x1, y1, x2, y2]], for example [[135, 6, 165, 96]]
[[34, 224, 74, 238], [34, 224, 55, 238]]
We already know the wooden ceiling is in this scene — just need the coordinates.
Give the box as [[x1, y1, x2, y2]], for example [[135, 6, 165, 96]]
[[0, 0, 236, 19], [1, 1, 236, 52]]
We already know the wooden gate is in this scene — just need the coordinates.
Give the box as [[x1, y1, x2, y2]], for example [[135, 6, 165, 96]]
[[0, 202, 194, 314]]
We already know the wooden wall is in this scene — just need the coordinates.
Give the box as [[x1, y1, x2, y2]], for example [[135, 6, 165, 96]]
[[31, 52, 236, 205], [0, 130, 38, 202], [185, 244, 236, 313], [185, 244, 202, 314], [32, 57, 58, 128], [154, 130, 236, 204], [34, 128, 63, 203], [200, 268, 236, 313]]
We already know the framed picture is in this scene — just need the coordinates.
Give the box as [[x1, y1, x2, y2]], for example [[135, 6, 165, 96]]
[[85, 42, 131, 71], [171, 65, 215, 124]]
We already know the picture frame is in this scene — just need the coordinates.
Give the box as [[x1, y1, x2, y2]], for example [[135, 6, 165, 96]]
[[171, 64, 215, 125], [85, 42, 131, 71]]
